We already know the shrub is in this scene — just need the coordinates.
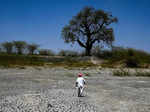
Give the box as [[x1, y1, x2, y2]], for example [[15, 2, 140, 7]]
[[125, 56, 141, 68], [113, 69, 150, 77], [100, 47, 150, 68], [125, 48, 150, 67], [0, 54, 44, 67], [39, 49, 55, 56], [113, 69, 130, 76], [58, 50, 79, 57], [101, 50, 113, 59], [135, 71, 150, 77]]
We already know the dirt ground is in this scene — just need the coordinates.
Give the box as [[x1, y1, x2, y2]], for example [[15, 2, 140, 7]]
[[0, 67, 150, 112]]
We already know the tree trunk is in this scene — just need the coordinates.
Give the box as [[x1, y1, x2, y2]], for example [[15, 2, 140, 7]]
[[18, 48, 22, 55], [85, 35, 92, 56], [31, 50, 34, 55], [85, 47, 92, 56]]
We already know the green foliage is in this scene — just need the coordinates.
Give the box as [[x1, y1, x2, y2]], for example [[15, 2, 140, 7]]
[[125, 56, 141, 68], [58, 50, 79, 57], [99, 47, 150, 68], [42, 56, 95, 68], [13, 41, 27, 54], [134, 70, 150, 77], [39, 49, 55, 56], [97, 50, 113, 59], [1, 41, 14, 54], [65, 61, 94, 68], [27, 43, 39, 55], [113, 69, 130, 76], [0, 54, 44, 67], [113, 69, 150, 77]]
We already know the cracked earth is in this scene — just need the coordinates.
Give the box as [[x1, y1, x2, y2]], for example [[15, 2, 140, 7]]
[[0, 67, 150, 112]]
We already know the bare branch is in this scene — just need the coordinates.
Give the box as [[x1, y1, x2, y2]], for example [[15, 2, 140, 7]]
[[77, 39, 86, 48]]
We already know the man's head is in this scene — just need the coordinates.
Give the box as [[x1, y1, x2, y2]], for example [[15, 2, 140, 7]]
[[78, 73, 83, 77]]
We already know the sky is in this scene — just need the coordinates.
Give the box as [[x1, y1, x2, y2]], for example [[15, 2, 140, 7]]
[[0, 0, 150, 53]]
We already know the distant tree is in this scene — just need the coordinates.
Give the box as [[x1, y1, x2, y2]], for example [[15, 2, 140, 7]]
[[58, 50, 79, 57], [27, 43, 39, 55], [62, 6, 118, 56], [0, 44, 2, 53], [39, 49, 55, 56], [58, 50, 66, 56], [13, 41, 27, 55], [2, 41, 14, 54]]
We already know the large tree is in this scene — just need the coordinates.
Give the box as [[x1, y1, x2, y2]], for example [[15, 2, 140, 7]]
[[27, 43, 39, 55], [61, 6, 118, 56], [2, 41, 14, 54], [13, 41, 27, 55]]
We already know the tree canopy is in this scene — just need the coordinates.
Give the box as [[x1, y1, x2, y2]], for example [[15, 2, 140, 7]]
[[62, 6, 118, 56]]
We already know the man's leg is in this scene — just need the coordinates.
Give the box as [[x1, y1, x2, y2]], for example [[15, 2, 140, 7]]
[[80, 86, 84, 96], [78, 87, 81, 97]]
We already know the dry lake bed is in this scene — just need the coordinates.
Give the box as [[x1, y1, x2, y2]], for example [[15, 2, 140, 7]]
[[0, 67, 150, 112]]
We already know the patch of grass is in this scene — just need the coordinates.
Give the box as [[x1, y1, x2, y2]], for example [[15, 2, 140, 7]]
[[113, 69, 130, 77], [47, 58, 96, 68], [135, 70, 150, 77], [113, 69, 150, 77], [0, 54, 44, 67], [66, 61, 95, 68], [0, 54, 96, 68]]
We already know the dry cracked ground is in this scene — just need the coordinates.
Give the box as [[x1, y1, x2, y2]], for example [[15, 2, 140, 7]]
[[0, 67, 150, 112]]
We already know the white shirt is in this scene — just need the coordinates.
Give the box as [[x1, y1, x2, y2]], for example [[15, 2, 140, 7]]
[[76, 77, 85, 87]]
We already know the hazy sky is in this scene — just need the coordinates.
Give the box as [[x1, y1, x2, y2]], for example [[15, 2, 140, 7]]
[[0, 0, 150, 52]]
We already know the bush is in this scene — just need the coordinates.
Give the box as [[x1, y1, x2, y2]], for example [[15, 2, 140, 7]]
[[101, 50, 113, 59], [58, 50, 79, 57], [113, 69, 150, 77], [125, 56, 141, 68], [125, 48, 150, 67], [135, 71, 150, 77], [0, 54, 44, 67], [113, 69, 130, 76], [39, 49, 55, 56], [100, 47, 150, 68]]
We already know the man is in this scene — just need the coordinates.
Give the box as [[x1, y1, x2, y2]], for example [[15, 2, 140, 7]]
[[76, 73, 86, 97]]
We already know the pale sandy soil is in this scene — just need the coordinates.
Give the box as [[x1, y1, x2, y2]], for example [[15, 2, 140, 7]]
[[0, 67, 150, 112]]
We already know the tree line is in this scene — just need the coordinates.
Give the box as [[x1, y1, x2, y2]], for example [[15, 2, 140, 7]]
[[0, 41, 39, 55], [0, 41, 83, 56]]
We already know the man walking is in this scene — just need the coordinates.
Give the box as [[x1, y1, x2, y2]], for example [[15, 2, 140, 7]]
[[76, 73, 86, 97]]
